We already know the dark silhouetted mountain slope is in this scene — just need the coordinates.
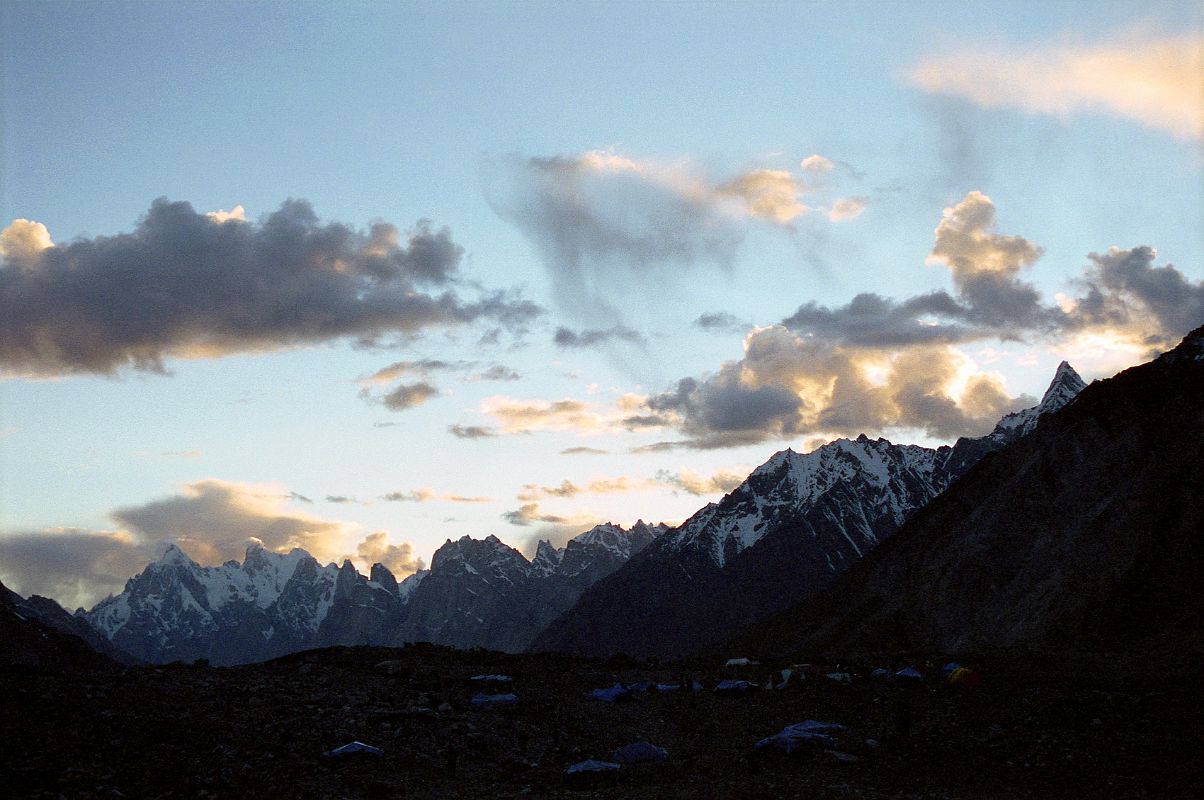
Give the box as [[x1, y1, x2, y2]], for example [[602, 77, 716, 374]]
[[737, 326, 1204, 660]]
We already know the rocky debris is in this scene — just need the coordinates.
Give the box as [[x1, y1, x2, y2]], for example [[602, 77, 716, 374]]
[[3, 643, 1199, 799]]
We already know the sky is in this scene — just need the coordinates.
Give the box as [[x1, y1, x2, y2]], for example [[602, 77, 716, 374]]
[[2, 0, 1201, 610]]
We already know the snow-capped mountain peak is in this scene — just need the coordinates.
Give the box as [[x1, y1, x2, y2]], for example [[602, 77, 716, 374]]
[[990, 361, 1086, 440]]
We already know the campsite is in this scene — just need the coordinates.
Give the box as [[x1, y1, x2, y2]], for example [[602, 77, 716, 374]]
[[3, 643, 1199, 799]]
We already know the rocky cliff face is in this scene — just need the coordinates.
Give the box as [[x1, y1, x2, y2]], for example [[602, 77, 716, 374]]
[[532, 363, 1087, 659], [737, 327, 1204, 659]]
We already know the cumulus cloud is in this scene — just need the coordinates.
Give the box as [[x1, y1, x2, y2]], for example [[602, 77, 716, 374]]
[[908, 32, 1203, 140], [0, 218, 54, 261], [1064, 246, 1204, 354], [640, 189, 1202, 449], [356, 531, 426, 576], [553, 325, 644, 348], [360, 359, 460, 386], [0, 199, 538, 376], [643, 324, 1031, 447], [0, 480, 425, 608], [782, 192, 1202, 356]]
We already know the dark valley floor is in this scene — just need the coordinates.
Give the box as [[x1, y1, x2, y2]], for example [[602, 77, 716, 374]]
[[3, 644, 1201, 799]]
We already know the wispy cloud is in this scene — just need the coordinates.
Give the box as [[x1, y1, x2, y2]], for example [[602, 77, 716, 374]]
[[486, 150, 863, 322], [908, 32, 1203, 140]]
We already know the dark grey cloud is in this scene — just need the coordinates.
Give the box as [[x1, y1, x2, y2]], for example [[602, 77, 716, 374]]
[[325, 495, 354, 504], [0, 198, 539, 376], [448, 423, 497, 439], [0, 529, 149, 610], [1067, 246, 1204, 352], [380, 381, 439, 411], [561, 446, 608, 455], [553, 325, 645, 348]]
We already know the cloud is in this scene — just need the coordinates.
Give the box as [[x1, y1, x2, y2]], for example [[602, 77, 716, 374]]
[[325, 495, 356, 504], [468, 365, 521, 382], [0, 219, 54, 261], [379, 381, 439, 411], [0, 199, 538, 376], [693, 312, 748, 333], [361, 359, 460, 386], [908, 32, 1203, 139], [470, 394, 672, 437], [553, 325, 644, 348], [800, 154, 835, 175], [782, 192, 1202, 356], [1064, 246, 1204, 354], [356, 531, 426, 576], [486, 150, 852, 322], [448, 423, 498, 439], [502, 502, 569, 527], [0, 528, 147, 610], [516, 476, 654, 502], [561, 446, 609, 455], [640, 187, 1204, 448], [644, 325, 1031, 447], [654, 468, 747, 496], [381, 488, 436, 503], [110, 479, 357, 567], [826, 197, 867, 221], [717, 169, 809, 223]]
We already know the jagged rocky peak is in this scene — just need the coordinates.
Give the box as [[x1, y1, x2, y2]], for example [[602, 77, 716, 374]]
[[1039, 361, 1087, 410], [369, 563, 399, 596], [156, 542, 198, 568], [530, 539, 565, 577], [990, 360, 1087, 440], [396, 568, 428, 601]]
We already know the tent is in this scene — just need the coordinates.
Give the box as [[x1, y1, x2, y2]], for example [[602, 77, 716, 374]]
[[588, 683, 630, 702], [715, 679, 757, 693], [947, 667, 982, 687], [566, 759, 620, 775], [612, 742, 669, 764], [470, 692, 517, 708], [755, 720, 848, 754]]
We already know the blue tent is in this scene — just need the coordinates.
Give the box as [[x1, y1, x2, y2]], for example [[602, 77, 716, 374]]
[[612, 742, 669, 764], [470, 692, 517, 708]]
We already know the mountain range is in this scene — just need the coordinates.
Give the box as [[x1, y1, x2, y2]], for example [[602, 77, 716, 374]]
[[531, 361, 1087, 658], [78, 520, 664, 665], [10, 333, 1200, 668]]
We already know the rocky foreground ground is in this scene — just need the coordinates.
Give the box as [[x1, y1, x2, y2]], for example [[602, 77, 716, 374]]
[[2, 644, 1200, 799]]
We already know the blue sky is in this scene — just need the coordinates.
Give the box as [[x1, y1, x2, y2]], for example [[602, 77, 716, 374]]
[[2, 1, 1201, 608]]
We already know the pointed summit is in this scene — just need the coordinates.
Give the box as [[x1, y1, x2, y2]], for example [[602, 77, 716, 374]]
[[157, 543, 195, 567], [1037, 361, 1087, 413]]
